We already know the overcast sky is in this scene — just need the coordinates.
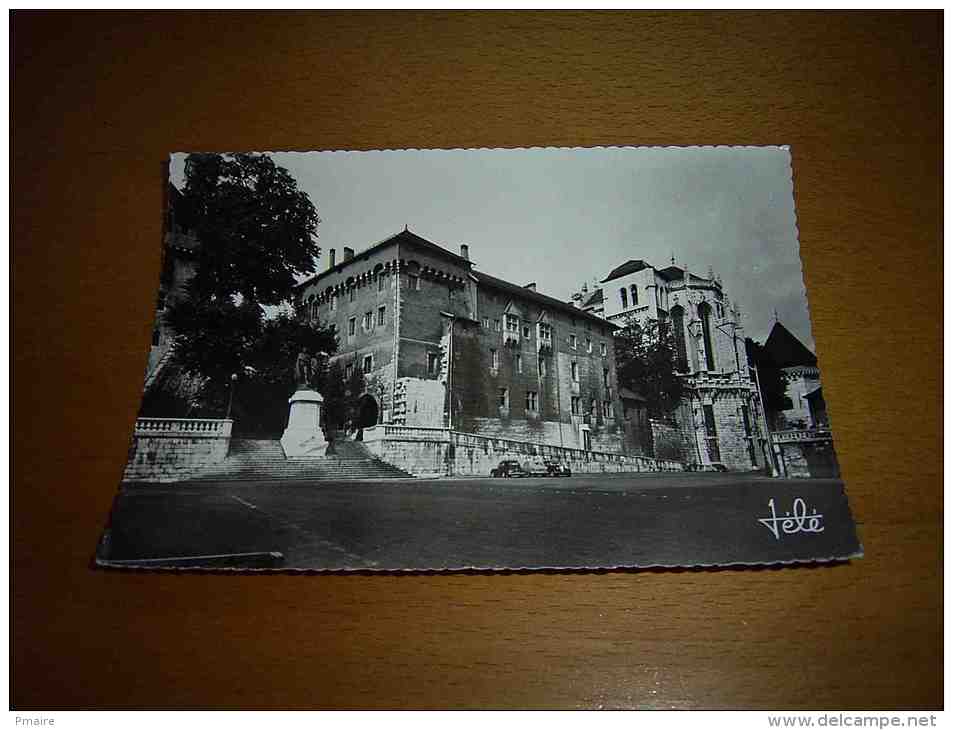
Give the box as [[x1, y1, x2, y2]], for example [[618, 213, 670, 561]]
[[171, 146, 813, 348]]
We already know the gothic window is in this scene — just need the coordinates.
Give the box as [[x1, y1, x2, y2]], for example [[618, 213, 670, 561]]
[[600, 342, 607, 357], [348, 317, 356, 338], [515, 352, 522, 373], [699, 302, 716, 371], [482, 317, 489, 329], [671, 305, 688, 372], [311, 300, 319, 320], [377, 306, 386, 326], [490, 348, 499, 369], [407, 273, 419, 290], [630, 284, 638, 305], [378, 274, 385, 292], [345, 363, 354, 380], [586, 337, 592, 353], [525, 391, 538, 411], [571, 361, 579, 382], [620, 287, 628, 308]]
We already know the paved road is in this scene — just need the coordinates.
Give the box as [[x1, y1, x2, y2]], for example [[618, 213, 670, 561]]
[[100, 472, 860, 571]]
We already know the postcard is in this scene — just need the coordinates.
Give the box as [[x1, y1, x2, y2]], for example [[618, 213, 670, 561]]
[[96, 146, 861, 570]]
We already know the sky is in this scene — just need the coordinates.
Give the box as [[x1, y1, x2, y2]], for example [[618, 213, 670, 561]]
[[170, 146, 813, 348]]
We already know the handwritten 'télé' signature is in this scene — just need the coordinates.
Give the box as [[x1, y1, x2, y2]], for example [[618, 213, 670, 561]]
[[758, 497, 825, 541]]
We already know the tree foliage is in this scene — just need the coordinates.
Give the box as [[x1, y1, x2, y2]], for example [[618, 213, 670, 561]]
[[156, 153, 338, 431], [178, 153, 321, 306], [745, 338, 792, 424], [614, 316, 685, 418]]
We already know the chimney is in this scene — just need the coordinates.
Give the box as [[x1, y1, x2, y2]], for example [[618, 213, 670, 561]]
[[460, 244, 469, 260], [524, 282, 537, 292], [329, 248, 336, 269], [343, 247, 354, 262]]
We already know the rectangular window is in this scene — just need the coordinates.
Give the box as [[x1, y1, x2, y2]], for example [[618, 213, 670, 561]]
[[505, 314, 520, 333], [349, 287, 355, 303], [630, 284, 638, 305], [407, 274, 419, 290], [428, 352, 439, 375], [363, 312, 373, 331], [603, 401, 611, 418], [538, 358, 547, 376], [378, 274, 385, 292], [590, 399, 597, 417], [498, 388, 509, 409], [515, 353, 522, 373], [482, 317, 489, 329], [362, 354, 373, 374], [586, 337, 592, 353], [603, 368, 610, 388], [490, 348, 499, 369], [571, 361, 578, 382], [537, 322, 552, 343], [345, 363, 353, 380], [494, 319, 501, 332], [522, 325, 530, 338], [348, 317, 356, 337], [571, 397, 581, 416], [377, 306, 386, 326], [525, 391, 538, 411], [570, 334, 577, 350], [600, 342, 607, 357], [620, 288, 628, 308]]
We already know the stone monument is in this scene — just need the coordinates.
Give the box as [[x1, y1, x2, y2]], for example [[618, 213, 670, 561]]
[[280, 349, 328, 457]]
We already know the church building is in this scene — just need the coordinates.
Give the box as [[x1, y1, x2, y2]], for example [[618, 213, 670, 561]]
[[570, 258, 769, 471]]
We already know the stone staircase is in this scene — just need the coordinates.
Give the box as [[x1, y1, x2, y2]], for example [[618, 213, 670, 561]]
[[187, 438, 415, 482]]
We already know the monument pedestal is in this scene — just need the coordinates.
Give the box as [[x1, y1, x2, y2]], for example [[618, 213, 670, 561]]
[[280, 389, 328, 457]]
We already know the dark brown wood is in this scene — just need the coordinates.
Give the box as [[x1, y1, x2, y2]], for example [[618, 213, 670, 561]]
[[12, 11, 941, 709]]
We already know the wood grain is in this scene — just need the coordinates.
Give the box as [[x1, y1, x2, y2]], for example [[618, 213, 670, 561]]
[[12, 11, 941, 709]]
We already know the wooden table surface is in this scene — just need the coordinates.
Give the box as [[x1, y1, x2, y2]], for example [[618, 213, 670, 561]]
[[12, 11, 941, 709]]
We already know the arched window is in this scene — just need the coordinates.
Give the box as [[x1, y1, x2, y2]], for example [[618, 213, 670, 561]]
[[619, 287, 628, 308], [630, 284, 638, 305], [671, 305, 688, 372], [699, 302, 716, 371]]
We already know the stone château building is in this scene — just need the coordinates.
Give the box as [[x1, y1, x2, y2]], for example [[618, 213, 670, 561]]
[[571, 258, 768, 471], [294, 229, 643, 455]]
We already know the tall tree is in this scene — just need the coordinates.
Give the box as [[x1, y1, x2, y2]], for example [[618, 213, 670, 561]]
[[614, 316, 685, 418], [158, 153, 337, 428], [178, 153, 321, 306]]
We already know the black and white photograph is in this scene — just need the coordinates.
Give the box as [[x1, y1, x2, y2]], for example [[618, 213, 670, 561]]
[[96, 146, 861, 571]]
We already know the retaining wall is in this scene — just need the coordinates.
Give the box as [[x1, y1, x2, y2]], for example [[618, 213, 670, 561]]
[[122, 418, 233, 483]]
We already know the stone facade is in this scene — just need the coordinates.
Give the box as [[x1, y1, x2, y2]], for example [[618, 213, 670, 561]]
[[122, 418, 233, 483], [295, 230, 648, 456], [361, 425, 682, 478], [572, 258, 769, 472]]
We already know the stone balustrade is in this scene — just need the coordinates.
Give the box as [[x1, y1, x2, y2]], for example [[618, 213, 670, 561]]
[[773, 428, 833, 444], [134, 418, 233, 438], [361, 424, 683, 477]]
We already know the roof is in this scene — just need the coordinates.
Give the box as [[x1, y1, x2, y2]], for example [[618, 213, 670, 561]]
[[473, 270, 616, 329], [295, 229, 472, 291], [763, 321, 818, 368], [601, 259, 650, 283], [581, 287, 604, 308]]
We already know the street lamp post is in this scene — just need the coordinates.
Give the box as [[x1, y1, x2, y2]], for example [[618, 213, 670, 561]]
[[226, 372, 238, 420]]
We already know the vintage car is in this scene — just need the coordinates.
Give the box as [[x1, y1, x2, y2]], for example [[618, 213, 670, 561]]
[[521, 459, 551, 477], [490, 459, 525, 478], [543, 460, 572, 477]]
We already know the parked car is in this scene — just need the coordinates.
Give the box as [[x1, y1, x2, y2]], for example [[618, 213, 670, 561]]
[[522, 459, 551, 477], [544, 460, 572, 477], [490, 459, 525, 478]]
